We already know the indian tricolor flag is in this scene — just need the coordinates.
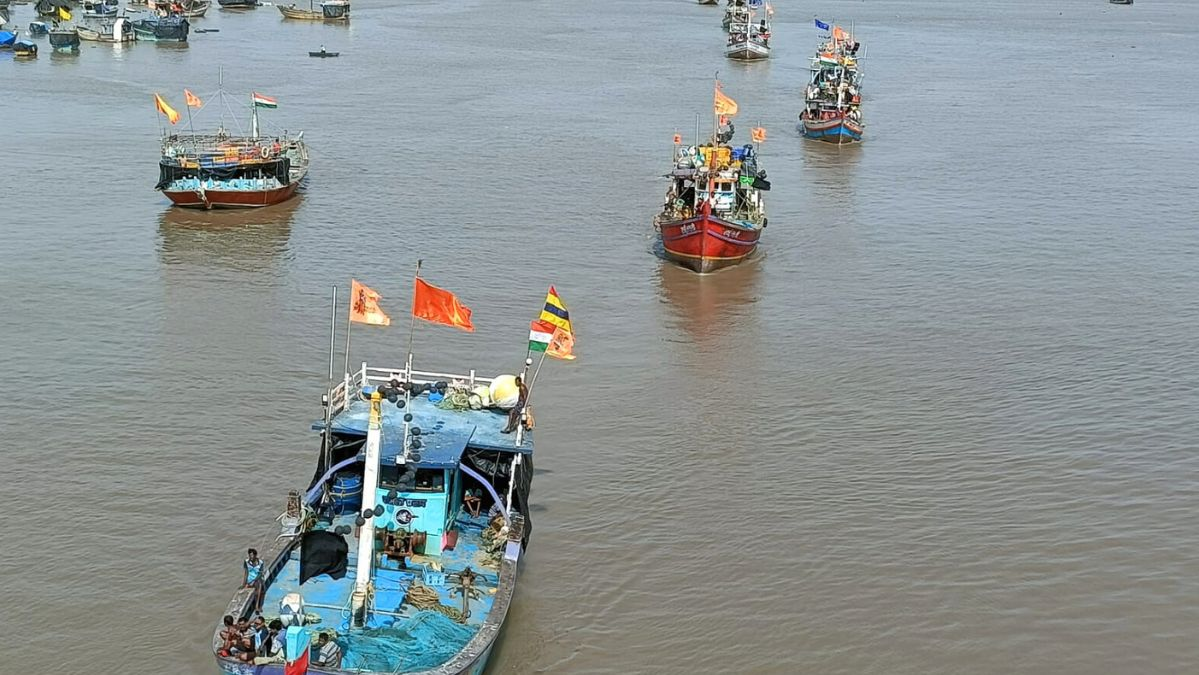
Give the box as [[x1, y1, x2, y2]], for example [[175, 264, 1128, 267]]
[[252, 92, 278, 109], [529, 320, 555, 353]]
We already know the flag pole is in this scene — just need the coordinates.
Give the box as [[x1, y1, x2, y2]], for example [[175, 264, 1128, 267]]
[[342, 285, 352, 377], [327, 285, 337, 382], [405, 259, 423, 377]]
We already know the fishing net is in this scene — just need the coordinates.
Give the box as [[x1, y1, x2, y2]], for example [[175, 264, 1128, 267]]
[[342, 611, 478, 673]]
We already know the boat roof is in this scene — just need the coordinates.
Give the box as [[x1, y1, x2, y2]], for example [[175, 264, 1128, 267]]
[[313, 384, 533, 469]]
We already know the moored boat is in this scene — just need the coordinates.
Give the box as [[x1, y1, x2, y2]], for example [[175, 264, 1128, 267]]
[[217, 0, 258, 9], [157, 90, 309, 209], [13, 38, 36, 55], [655, 81, 769, 274], [278, 2, 321, 19], [211, 345, 538, 675], [799, 24, 864, 144], [320, 0, 348, 20], [81, 0, 118, 18], [78, 16, 135, 42], [132, 13, 189, 41], [0, 29, 16, 47], [698, 0, 718, 5], [28, 20, 50, 35], [180, 0, 210, 17], [49, 25, 80, 50]]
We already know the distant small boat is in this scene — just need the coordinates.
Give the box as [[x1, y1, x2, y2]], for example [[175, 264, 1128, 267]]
[[278, 1, 321, 19], [0, 29, 16, 47], [132, 13, 188, 41], [48, 25, 79, 50], [180, 0, 209, 17], [28, 20, 50, 34], [13, 37, 36, 55], [1109, 0, 1133, 4], [309, 46, 338, 57], [194, 26, 218, 32], [82, 0, 118, 18], [217, 0, 257, 8], [698, 0, 718, 4], [78, 16, 135, 42]]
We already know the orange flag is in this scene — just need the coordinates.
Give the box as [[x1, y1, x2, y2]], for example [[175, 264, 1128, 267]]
[[546, 326, 576, 361], [714, 84, 738, 117], [751, 126, 766, 143], [154, 93, 180, 125], [350, 279, 391, 326], [412, 278, 474, 332], [184, 89, 203, 108], [833, 26, 849, 42]]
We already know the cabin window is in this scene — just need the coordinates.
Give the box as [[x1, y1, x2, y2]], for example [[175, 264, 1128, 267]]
[[412, 469, 445, 493]]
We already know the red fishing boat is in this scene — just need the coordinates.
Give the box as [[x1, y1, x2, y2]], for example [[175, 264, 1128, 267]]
[[654, 80, 769, 273], [156, 89, 309, 209]]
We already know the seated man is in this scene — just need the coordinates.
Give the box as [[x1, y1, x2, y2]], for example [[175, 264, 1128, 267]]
[[253, 620, 286, 665], [218, 615, 239, 656], [314, 633, 343, 669]]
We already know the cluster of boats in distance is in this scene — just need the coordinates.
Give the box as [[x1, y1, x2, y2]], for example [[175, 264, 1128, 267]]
[[652, 9, 867, 275], [0, 0, 348, 56]]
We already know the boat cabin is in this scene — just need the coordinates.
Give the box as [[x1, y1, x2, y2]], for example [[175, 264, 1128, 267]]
[[661, 142, 767, 224]]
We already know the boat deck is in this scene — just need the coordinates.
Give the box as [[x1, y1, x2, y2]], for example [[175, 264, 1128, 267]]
[[318, 387, 533, 457], [260, 511, 501, 673]]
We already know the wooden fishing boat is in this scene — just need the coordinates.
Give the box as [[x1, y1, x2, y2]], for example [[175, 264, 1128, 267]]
[[725, 16, 769, 60], [799, 28, 864, 144], [28, 20, 50, 34], [78, 16, 135, 42], [278, 0, 321, 19], [217, 0, 257, 9], [655, 82, 769, 274], [698, 0, 718, 5], [1109, 0, 1133, 4], [48, 26, 80, 50], [158, 90, 309, 209], [320, 0, 348, 20], [309, 46, 339, 57], [211, 355, 536, 675], [132, 13, 188, 41], [180, 1, 210, 17]]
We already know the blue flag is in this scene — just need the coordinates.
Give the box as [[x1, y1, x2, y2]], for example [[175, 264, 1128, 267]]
[[748, 0, 762, 7], [815, 19, 830, 31]]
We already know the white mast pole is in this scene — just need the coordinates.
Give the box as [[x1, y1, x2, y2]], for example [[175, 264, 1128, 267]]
[[350, 390, 383, 627]]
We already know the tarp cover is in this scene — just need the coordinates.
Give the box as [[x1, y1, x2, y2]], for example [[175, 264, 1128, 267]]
[[156, 157, 291, 190], [299, 530, 349, 585]]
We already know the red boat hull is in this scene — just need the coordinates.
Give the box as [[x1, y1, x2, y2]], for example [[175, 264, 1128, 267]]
[[658, 213, 762, 273], [162, 183, 300, 209]]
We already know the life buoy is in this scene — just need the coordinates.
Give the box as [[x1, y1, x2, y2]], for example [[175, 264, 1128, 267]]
[[260, 146, 270, 159]]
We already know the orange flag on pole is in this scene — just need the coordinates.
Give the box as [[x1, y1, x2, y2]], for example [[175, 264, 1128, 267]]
[[412, 278, 474, 332], [154, 93, 180, 125], [833, 25, 849, 43], [349, 279, 391, 326], [751, 126, 767, 143], [714, 83, 739, 117], [184, 89, 203, 108], [546, 326, 576, 361]]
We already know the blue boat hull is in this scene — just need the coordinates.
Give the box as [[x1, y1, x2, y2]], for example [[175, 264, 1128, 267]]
[[799, 116, 864, 144], [216, 644, 493, 675]]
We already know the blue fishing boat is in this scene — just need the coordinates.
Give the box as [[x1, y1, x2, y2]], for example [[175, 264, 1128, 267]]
[[28, 21, 50, 35], [0, 29, 16, 47], [13, 38, 36, 55], [49, 25, 80, 51], [212, 359, 534, 674], [132, 13, 188, 41]]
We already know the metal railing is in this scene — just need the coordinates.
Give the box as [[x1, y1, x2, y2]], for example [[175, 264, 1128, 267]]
[[328, 362, 497, 419]]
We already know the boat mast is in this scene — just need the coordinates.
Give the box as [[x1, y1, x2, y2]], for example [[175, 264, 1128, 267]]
[[250, 92, 260, 139], [349, 388, 383, 628]]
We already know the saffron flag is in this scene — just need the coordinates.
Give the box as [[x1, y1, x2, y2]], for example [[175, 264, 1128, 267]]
[[184, 89, 202, 108], [547, 326, 576, 361], [349, 279, 391, 326], [814, 18, 830, 31], [154, 94, 180, 125], [833, 25, 849, 42], [57, 6, 71, 20], [714, 84, 739, 117], [673, 133, 682, 144], [751, 126, 767, 143], [252, 92, 278, 109], [413, 278, 474, 332], [528, 320, 555, 353], [538, 286, 572, 333]]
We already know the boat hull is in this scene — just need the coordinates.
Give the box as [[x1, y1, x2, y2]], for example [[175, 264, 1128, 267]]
[[277, 4, 322, 19], [800, 115, 864, 144], [725, 42, 769, 60], [658, 212, 762, 273], [163, 183, 300, 208]]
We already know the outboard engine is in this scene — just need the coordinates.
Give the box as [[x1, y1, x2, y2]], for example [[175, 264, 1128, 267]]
[[279, 592, 307, 627]]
